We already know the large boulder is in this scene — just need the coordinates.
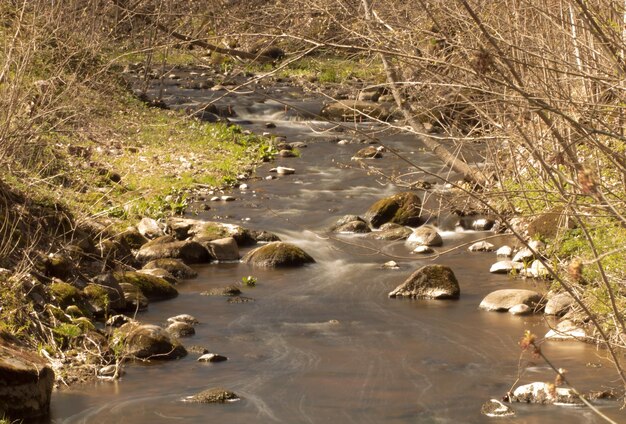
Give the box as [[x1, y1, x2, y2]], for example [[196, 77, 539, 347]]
[[0, 339, 54, 419], [365, 192, 422, 228], [143, 258, 198, 279], [135, 240, 210, 264], [242, 242, 315, 268], [119, 323, 187, 360], [115, 271, 178, 301], [406, 225, 443, 247], [321, 100, 397, 121], [479, 289, 543, 312], [389, 265, 460, 299]]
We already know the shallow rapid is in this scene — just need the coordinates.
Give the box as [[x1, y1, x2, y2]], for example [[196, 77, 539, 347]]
[[49, 76, 623, 423]]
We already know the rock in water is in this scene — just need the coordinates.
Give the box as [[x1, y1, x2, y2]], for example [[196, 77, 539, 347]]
[[389, 265, 460, 299], [242, 242, 315, 268], [365, 192, 422, 228], [120, 323, 187, 360], [468, 241, 494, 252], [406, 226, 443, 247], [479, 289, 543, 312], [545, 293, 575, 316], [480, 399, 515, 417], [143, 258, 198, 279], [136, 239, 210, 264], [509, 382, 582, 405], [0, 340, 54, 419], [184, 388, 240, 403]]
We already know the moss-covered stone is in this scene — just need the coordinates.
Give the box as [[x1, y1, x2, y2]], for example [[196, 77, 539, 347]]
[[45, 253, 73, 279], [83, 283, 126, 313], [389, 265, 460, 299], [184, 388, 240, 404], [364, 192, 422, 228], [526, 208, 575, 240], [49, 281, 82, 309], [119, 323, 187, 360], [242, 242, 315, 268], [114, 271, 178, 301], [119, 283, 149, 311], [116, 228, 149, 250], [143, 258, 198, 279]]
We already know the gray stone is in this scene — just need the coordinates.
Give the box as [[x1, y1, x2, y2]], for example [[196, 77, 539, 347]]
[[496, 245, 513, 257], [136, 240, 210, 264], [508, 304, 532, 315], [545, 293, 575, 316], [512, 248, 535, 263], [406, 226, 442, 247], [204, 237, 240, 261], [479, 289, 543, 312], [389, 265, 460, 300], [489, 260, 524, 274], [119, 283, 149, 311]]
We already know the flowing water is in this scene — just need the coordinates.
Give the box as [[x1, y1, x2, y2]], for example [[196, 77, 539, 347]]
[[49, 74, 623, 423]]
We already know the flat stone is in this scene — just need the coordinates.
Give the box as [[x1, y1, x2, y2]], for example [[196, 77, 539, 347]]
[[183, 388, 239, 404], [489, 260, 524, 274], [544, 319, 587, 341], [510, 382, 582, 405], [382, 261, 399, 269], [167, 314, 199, 325], [479, 289, 543, 312]]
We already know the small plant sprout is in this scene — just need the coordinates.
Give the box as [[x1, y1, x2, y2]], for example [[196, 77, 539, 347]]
[[242, 275, 257, 287]]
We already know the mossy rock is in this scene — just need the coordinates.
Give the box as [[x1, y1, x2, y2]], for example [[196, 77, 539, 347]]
[[389, 265, 460, 299], [119, 283, 149, 311], [116, 228, 149, 250], [364, 192, 422, 228], [143, 258, 198, 279], [119, 323, 187, 360], [142, 235, 177, 248], [184, 388, 240, 404], [83, 283, 126, 313], [45, 253, 73, 279], [242, 242, 315, 268], [49, 281, 83, 309], [114, 271, 178, 301]]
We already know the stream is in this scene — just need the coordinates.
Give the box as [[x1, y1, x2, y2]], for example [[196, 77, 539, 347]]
[[49, 71, 623, 423]]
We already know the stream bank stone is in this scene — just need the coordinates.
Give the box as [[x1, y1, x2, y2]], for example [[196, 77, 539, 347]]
[[120, 323, 187, 360], [143, 259, 198, 279], [136, 239, 210, 264], [115, 271, 178, 301], [365, 192, 422, 228], [389, 265, 460, 299], [481, 399, 515, 417], [242, 242, 315, 268], [479, 289, 543, 312], [203, 237, 240, 261], [0, 339, 54, 419]]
